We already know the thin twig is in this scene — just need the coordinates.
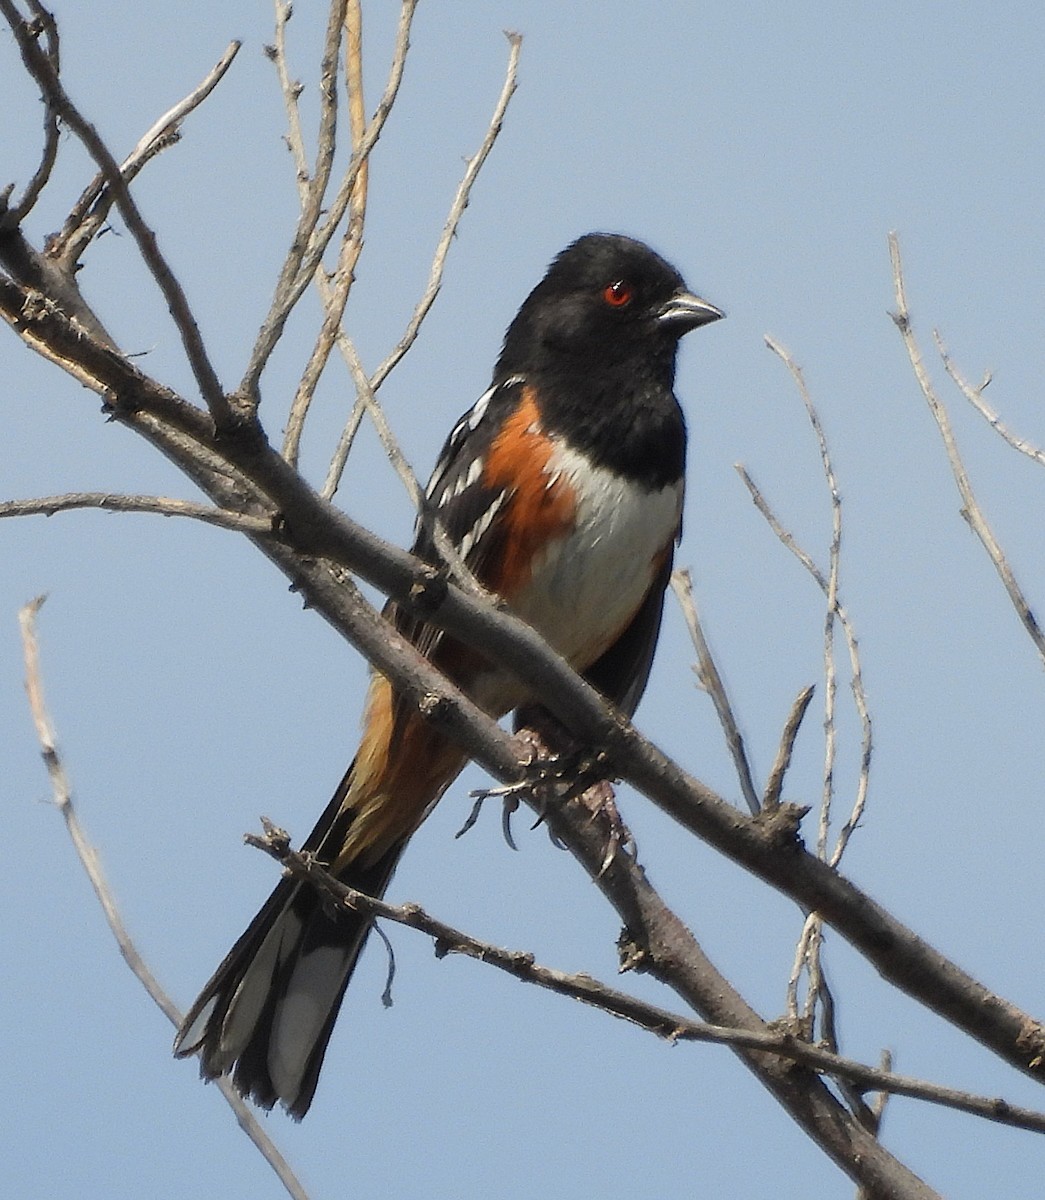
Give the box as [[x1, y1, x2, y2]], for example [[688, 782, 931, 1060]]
[[282, 22, 519, 593], [273, 0, 347, 311], [786, 913, 817, 1024], [51, 40, 242, 269], [0, 491, 276, 534], [270, 2, 458, 577], [746, 342, 874, 1055], [764, 338, 840, 859], [281, 0, 368, 465], [763, 684, 815, 809], [240, 0, 417, 404], [670, 568, 760, 815], [762, 338, 873, 865], [888, 232, 1045, 667], [17, 596, 310, 1200], [2, 0, 232, 425], [270, 1, 309, 181], [249, 823, 1045, 1138], [735, 463, 873, 866], [935, 331, 1045, 467], [5, 0, 60, 223], [365, 30, 522, 396], [322, 29, 522, 494]]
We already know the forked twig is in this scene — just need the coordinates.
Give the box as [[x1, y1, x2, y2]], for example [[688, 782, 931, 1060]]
[[50, 40, 242, 269], [889, 233, 1045, 666], [934, 331, 1045, 468], [735, 464, 872, 866], [762, 336, 873, 866], [2, 0, 231, 423]]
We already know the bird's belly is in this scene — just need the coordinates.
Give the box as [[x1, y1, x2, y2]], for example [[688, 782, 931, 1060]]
[[508, 445, 681, 670]]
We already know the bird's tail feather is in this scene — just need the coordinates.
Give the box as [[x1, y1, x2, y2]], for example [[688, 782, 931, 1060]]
[[174, 773, 401, 1119], [176, 675, 468, 1116]]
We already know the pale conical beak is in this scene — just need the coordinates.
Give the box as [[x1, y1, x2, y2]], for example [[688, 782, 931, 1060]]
[[657, 288, 725, 331]]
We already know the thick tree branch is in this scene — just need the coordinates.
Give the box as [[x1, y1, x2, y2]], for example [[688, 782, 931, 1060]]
[[507, 732, 937, 1200]]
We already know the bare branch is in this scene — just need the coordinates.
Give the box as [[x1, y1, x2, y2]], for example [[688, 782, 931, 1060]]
[[763, 335, 874, 867], [935, 330, 1045, 467], [764, 337, 841, 862], [735, 462, 873, 866], [0, 491, 275, 534], [321, 30, 521, 494], [17, 596, 310, 1200], [281, 0, 369, 465], [51, 39, 242, 269], [4, 0, 59, 223], [275, 12, 515, 595], [240, 0, 418, 404], [511, 734, 939, 1199], [888, 232, 1045, 666], [670, 567, 760, 815], [249, 822, 1045, 1138], [367, 30, 522, 396], [0, 0, 233, 425], [763, 684, 815, 809]]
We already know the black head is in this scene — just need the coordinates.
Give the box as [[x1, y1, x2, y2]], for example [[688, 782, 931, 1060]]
[[496, 232, 723, 381]]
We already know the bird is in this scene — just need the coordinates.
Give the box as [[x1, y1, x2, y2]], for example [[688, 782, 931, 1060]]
[[173, 232, 723, 1118]]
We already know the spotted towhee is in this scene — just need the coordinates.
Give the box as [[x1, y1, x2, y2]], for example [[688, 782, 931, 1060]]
[[174, 233, 723, 1117]]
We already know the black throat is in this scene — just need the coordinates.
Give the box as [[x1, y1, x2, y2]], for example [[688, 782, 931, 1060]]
[[525, 351, 686, 489]]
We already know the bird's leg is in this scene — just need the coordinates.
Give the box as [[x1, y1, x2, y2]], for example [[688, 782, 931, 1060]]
[[513, 705, 635, 871]]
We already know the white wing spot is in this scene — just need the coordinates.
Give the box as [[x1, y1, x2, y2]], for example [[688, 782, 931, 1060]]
[[466, 384, 496, 433], [463, 455, 483, 491], [459, 492, 506, 561]]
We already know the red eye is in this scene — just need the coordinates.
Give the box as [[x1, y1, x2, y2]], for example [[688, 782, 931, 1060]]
[[602, 279, 634, 308]]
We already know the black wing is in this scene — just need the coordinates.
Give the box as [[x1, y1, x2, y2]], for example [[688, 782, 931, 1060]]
[[386, 375, 526, 655]]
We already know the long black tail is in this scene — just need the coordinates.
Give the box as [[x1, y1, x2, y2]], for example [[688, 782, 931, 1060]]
[[174, 785, 401, 1119]]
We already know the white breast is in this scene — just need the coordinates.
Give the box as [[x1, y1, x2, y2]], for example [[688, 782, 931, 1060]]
[[511, 438, 682, 668]]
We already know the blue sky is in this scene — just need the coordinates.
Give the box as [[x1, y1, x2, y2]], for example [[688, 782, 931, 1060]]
[[4, 2, 1045, 1197]]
